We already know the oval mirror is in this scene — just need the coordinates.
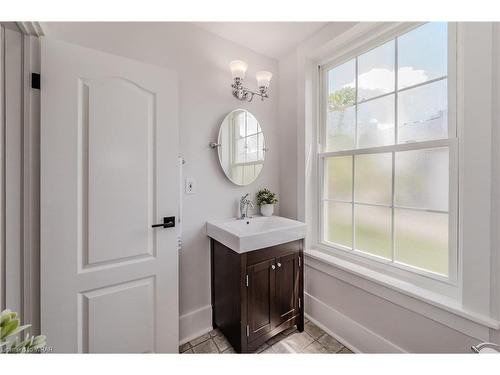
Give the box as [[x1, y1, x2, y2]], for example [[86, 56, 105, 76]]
[[216, 109, 266, 186]]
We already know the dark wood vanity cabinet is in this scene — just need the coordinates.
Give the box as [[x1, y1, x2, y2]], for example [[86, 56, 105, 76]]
[[210, 239, 304, 353]]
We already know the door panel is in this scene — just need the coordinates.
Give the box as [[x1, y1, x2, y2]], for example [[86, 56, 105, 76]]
[[247, 259, 275, 343], [274, 253, 299, 327], [88, 78, 156, 266], [41, 38, 178, 353], [81, 277, 154, 353]]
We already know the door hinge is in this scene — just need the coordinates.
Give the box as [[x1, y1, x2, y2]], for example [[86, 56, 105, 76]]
[[245, 274, 249, 287], [246, 325, 249, 337], [298, 257, 301, 267], [31, 73, 40, 90], [298, 298, 301, 309]]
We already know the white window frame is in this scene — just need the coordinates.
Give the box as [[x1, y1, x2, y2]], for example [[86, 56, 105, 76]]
[[315, 22, 459, 291]]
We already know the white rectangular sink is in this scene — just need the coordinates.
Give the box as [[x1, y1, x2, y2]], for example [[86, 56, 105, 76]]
[[206, 216, 306, 253]]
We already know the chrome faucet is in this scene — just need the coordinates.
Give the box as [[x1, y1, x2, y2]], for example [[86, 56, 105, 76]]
[[238, 193, 254, 220]]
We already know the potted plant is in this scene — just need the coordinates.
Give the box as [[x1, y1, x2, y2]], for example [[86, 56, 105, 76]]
[[256, 188, 278, 217], [1, 309, 47, 353]]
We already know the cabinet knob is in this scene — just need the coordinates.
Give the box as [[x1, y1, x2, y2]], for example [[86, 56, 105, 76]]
[[277, 262, 281, 268], [271, 264, 276, 270]]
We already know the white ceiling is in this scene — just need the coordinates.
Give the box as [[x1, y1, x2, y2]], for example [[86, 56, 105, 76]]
[[193, 22, 328, 59]]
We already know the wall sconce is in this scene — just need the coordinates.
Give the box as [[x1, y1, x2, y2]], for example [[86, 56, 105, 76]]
[[229, 60, 272, 102]]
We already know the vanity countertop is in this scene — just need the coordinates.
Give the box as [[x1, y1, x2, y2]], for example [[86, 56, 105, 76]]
[[206, 215, 306, 253]]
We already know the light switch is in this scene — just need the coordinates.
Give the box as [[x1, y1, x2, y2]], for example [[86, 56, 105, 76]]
[[185, 178, 196, 194]]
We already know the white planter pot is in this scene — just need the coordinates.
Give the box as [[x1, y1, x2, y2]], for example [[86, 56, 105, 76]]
[[260, 204, 274, 217]]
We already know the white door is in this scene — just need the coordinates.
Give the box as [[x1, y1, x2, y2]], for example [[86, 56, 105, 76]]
[[41, 38, 179, 353]]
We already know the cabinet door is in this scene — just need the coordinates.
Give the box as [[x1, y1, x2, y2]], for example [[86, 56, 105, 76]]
[[247, 258, 275, 343], [273, 253, 300, 327]]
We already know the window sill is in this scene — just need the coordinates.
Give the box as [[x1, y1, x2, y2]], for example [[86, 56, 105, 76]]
[[304, 248, 499, 339]]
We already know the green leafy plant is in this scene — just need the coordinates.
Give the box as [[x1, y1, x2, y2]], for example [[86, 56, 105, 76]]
[[328, 86, 355, 112], [1, 309, 46, 353], [256, 188, 278, 207]]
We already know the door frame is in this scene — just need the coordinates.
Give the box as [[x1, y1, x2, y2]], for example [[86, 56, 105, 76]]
[[0, 23, 42, 336], [21, 31, 42, 337]]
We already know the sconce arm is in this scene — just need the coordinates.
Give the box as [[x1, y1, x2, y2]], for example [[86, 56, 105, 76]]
[[231, 80, 269, 102]]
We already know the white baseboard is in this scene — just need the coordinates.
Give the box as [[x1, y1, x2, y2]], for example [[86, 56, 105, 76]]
[[304, 292, 406, 353], [178, 295, 405, 352], [179, 304, 213, 345]]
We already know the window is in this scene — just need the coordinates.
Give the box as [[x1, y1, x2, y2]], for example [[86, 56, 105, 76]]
[[320, 23, 456, 279]]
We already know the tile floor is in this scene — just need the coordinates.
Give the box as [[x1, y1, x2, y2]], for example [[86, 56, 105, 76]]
[[180, 318, 354, 354]]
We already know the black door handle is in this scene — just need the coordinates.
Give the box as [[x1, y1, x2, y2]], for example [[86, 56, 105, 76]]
[[152, 216, 176, 228]]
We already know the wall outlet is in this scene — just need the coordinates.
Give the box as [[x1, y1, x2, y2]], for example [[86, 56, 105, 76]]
[[185, 178, 196, 194]]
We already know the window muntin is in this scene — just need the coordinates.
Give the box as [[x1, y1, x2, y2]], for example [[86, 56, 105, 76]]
[[320, 23, 453, 278]]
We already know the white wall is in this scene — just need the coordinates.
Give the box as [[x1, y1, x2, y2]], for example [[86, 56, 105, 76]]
[[277, 51, 298, 219], [43, 22, 280, 343], [281, 22, 500, 353]]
